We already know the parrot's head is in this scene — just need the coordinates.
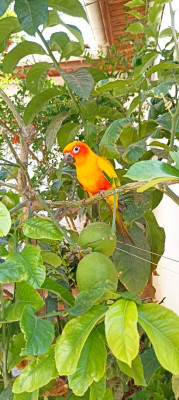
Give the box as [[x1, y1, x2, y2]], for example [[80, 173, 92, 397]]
[[63, 141, 91, 166]]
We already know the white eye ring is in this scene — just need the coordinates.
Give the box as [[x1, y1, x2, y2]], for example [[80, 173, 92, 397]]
[[73, 146, 80, 154]]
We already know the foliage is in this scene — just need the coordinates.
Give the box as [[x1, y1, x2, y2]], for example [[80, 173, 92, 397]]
[[0, 0, 179, 399]]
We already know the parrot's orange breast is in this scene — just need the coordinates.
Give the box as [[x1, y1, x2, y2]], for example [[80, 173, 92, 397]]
[[76, 158, 112, 196]]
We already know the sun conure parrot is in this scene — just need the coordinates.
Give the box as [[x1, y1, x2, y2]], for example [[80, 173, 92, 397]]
[[63, 141, 133, 243]]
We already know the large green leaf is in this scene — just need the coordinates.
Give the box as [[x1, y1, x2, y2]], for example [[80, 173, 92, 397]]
[[69, 329, 106, 395], [5, 281, 44, 321], [26, 62, 50, 94], [45, 11, 84, 49], [125, 0, 145, 7], [113, 224, 151, 294], [41, 251, 62, 267], [144, 210, 165, 268], [140, 348, 160, 385], [3, 41, 46, 73], [68, 284, 107, 316], [41, 277, 74, 306], [105, 299, 139, 366], [126, 22, 144, 34], [138, 303, 179, 375], [47, 0, 87, 21], [95, 78, 136, 96], [21, 245, 46, 288], [13, 391, 39, 400], [55, 305, 107, 375], [14, 0, 48, 35], [13, 346, 58, 393], [122, 140, 146, 163], [61, 41, 83, 61], [46, 112, 69, 151], [61, 68, 94, 99], [156, 111, 179, 134], [120, 125, 138, 148], [57, 122, 80, 149], [0, 201, 11, 236], [125, 160, 179, 181], [23, 89, 61, 125], [0, 254, 27, 284], [90, 374, 106, 400], [0, 16, 20, 45], [118, 354, 146, 386], [122, 191, 153, 224], [146, 62, 179, 77], [50, 31, 70, 52], [23, 217, 63, 241], [20, 305, 54, 356], [7, 333, 26, 371], [0, 0, 13, 17], [99, 118, 132, 158]]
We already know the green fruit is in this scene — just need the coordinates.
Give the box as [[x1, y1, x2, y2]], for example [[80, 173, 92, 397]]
[[76, 251, 118, 292], [78, 222, 116, 257]]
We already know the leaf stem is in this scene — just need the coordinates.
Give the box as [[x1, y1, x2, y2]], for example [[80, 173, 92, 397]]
[[0, 284, 10, 389], [162, 184, 179, 205], [169, 102, 179, 152], [169, 0, 179, 62]]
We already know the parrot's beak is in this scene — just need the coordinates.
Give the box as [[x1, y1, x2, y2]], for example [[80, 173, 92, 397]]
[[63, 152, 75, 164]]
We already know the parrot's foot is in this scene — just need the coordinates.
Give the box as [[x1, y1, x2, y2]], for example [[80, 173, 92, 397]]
[[81, 197, 89, 203], [99, 189, 108, 199]]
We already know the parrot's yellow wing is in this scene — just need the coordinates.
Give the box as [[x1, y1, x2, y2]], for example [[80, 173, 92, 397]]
[[97, 155, 120, 188]]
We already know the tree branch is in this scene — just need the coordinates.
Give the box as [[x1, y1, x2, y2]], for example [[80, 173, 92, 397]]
[[0, 89, 26, 130]]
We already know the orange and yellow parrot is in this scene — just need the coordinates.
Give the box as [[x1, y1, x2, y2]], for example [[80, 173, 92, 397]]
[[63, 141, 133, 243]]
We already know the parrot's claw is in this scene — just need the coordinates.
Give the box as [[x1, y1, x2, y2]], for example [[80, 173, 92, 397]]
[[81, 196, 89, 203]]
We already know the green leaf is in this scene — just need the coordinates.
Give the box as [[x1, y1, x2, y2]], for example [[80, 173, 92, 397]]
[[120, 125, 138, 148], [132, 392, 150, 400], [0, 254, 27, 284], [170, 150, 179, 170], [126, 96, 141, 117], [3, 41, 46, 73], [23, 217, 63, 241], [20, 305, 54, 356], [69, 329, 106, 396], [0, 387, 13, 400], [23, 88, 61, 125], [0, 201, 11, 237], [138, 303, 179, 375], [5, 281, 44, 321], [0, 17, 20, 45], [61, 41, 83, 60], [113, 224, 151, 294], [50, 31, 70, 52], [41, 251, 61, 267], [103, 389, 114, 400], [26, 62, 50, 94], [126, 22, 144, 34], [14, 0, 48, 35], [7, 333, 26, 371], [144, 210, 165, 268], [146, 62, 179, 77], [13, 390, 39, 400], [61, 68, 94, 99], [118, 354, 146, 386], [95, 78, 136, 96], [21, 245, 46, 288], [99, 118, 132, 159], [68, 283, 107, 316], [90, 374, 106, 400], [125, 0, 145, 7], [105, 299, 139, 366], [125, 160, 179, 181], [172, 375, 179, 400], [141, 348, 160, 385], [46, 112, 69, 151], [57, 122, 79, 149], [122, 191, 153, 224], [47, 0, 87, 21], [0, 1, 13, 17], [122, 140, 146, 163], [55, 305, 107, 375], [41, 277, 74, 306], [13, 346, 58, 393], [156, 111, 179, 134]]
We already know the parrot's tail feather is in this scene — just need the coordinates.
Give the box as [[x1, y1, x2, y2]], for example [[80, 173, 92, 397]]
[[115, 209, 135, 245]]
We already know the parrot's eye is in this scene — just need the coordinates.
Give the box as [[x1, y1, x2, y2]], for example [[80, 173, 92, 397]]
[[73, 146, 80, 154]]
